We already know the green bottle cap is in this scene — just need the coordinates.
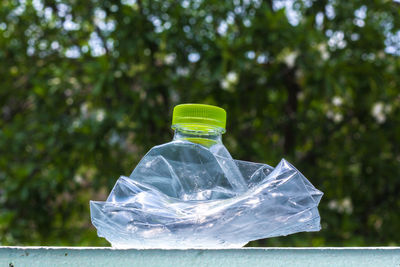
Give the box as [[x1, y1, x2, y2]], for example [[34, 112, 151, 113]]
[[172, 104, 226, 132]]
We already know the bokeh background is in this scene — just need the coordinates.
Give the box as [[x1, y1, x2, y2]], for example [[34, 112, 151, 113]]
[[1, 0, 400, 247]]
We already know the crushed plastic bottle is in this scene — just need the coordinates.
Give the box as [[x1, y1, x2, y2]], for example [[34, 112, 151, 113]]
[[90, 104, 323, 248]]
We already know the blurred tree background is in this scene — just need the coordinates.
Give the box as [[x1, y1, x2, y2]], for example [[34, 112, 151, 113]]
[[1, 0, 400, 246]]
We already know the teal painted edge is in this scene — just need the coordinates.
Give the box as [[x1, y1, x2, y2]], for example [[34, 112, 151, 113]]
[[1, 247, 400, 267]]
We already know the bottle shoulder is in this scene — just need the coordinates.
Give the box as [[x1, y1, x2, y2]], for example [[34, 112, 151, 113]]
[[149, 140, 232, 158]]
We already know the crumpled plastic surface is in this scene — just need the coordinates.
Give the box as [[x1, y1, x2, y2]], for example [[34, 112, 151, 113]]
[[90, 141, 323, 248]]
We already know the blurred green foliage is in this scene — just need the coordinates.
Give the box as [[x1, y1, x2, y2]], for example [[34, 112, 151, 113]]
[[1, 0, 400, 246]]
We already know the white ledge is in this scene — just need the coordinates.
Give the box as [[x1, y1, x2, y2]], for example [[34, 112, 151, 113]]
[[1, 247, 400, 267]]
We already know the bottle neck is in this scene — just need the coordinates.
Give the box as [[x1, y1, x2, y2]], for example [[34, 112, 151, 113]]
[[173, 125, 224, 147]]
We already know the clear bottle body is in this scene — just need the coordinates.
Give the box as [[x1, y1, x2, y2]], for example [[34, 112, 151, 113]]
[[172, 124, 246, 191], [130, 123, 247, 200]]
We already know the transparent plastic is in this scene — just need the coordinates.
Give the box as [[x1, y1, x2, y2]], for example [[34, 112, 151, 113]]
[[90, 125, 323, 248]]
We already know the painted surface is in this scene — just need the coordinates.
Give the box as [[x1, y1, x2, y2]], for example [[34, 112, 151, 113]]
[[1, 247, 400, 267]]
